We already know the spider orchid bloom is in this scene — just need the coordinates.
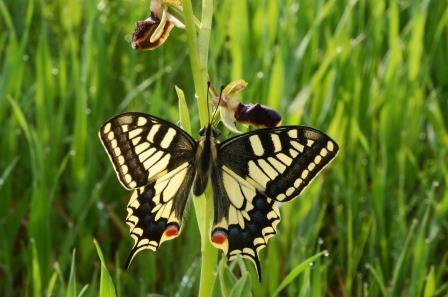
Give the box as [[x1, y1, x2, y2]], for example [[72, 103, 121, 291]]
[[211, 80, 282, 134], [132, 0, 185, 50]]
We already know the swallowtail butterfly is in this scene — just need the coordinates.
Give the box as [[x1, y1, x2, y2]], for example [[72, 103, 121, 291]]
[[99, 112, 338, 281]]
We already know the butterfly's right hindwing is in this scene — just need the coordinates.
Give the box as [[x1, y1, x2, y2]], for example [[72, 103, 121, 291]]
[[124, 160, 195, 267], [99, 112, 196, 189]]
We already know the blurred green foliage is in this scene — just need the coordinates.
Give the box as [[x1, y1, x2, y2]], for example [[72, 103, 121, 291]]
[[0, 0, 447, 296]]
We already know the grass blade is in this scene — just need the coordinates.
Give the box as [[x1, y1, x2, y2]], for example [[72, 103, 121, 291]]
[[94, 239, 117, 297]]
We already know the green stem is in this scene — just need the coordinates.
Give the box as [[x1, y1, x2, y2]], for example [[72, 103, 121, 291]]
[[182, 1, 217, 296]]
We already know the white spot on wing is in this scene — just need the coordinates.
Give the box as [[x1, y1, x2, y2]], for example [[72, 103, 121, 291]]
[[308, 163, 316, 171], [129, 128, 143, 139], [276, 193, 286, 201], [249, 135, 264, 156], [121, 164, 129, 174], [137, 238, 149, 247], [133, 227, 143, 236], [268, 157, 286, 173], [241, 184, 256, 204], [147, 154, 171, 179], [124, 174, 132, 184], [276, 153, 292, 165], [243, 248, 255, 256], [160, 200, 173, 218], [142, 149, 163, 169], [294, 178, 303, 187], [103, 123, 111, 134], [160, 127, 176, 149], [139, 147, 157, 163], [307, 139, 314, 147], [289, 148, 299, 158], [248, 161, 270, 188], [147, 124, 160, 143], [159, 164, 187, 202], [228, 206, 239, 225], [132, 136, 142, 145], [288, 129, 298, 138], [315, 155, 322, 164], [291, 141, 304, 152], [301, 169, 309, 179], [320, 148, 328, 157], [135, 142, 150, 154], [137, 117, 147, 126], [327, 141, 335, 151], [253, 237, 265, 246], [271, 134, 282, 152], [223, 171, 245, 209], [258, 159, 278, 180], [107, 131, 114, 140]]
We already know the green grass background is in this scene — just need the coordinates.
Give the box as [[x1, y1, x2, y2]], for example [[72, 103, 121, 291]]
[[1, 0, 447, 296]]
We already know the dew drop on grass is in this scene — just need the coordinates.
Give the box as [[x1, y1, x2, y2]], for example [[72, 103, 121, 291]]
[[135, 64, 144, 73], [51, 68, 59, 76], [97, 201, 104, 210], [97, 0, 106, 11], [257, 72, 264, 79], [309, 262, 314, 268], [318, 238, 324, 245], [23, 54, 29, 61], [323, 250, 330, 257], [291, 3, 299, 13]]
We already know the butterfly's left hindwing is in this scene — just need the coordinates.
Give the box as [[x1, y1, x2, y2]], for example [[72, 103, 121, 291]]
[[211, 126, 338, 280], [99, 112, 196, 266]]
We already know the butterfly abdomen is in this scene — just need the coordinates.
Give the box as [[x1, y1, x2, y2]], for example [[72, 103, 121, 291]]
[[192, 124, 218, 196]]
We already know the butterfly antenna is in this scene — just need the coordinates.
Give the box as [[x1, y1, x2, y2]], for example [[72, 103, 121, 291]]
[[211, 85, 224, 126], [206, 81, 211, 124]]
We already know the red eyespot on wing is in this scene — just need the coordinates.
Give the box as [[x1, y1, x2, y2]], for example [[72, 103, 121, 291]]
[[212, 230, 228, 245], [164, 225, 179, 237]]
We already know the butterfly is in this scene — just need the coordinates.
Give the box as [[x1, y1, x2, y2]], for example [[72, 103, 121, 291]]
[[99, 112, 338, 281]]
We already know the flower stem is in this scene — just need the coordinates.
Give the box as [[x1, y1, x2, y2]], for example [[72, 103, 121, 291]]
[[181, 0, 217, 296]]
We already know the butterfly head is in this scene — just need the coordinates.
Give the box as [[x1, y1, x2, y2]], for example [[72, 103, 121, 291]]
[[198, 124, 220, 139]]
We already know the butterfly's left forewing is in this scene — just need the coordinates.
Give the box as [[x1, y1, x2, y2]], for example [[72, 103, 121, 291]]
[[212, 126, 338, 280], [99, 112, 197, 267]]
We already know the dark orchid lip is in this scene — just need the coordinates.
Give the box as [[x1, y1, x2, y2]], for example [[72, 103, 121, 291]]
[[235, 103, 282, 128], [208, 80, 282, 132], [131, 13, 174, 50]]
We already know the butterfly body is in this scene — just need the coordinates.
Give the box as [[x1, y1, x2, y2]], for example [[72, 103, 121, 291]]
[[99, 112, 338, 281], [192, 123, 218, 196]]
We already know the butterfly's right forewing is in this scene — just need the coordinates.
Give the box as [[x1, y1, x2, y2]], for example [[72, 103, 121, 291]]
[[99, 112, 196, 189]]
